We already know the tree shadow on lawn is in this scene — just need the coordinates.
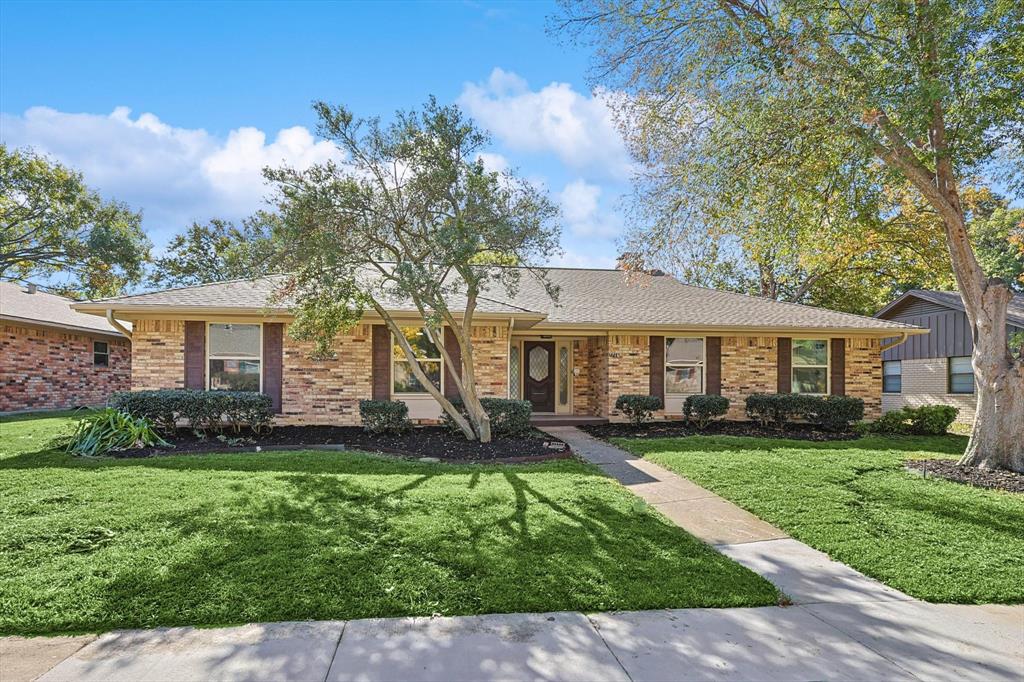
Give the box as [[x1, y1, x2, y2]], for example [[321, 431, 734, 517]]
[[2, 464, 778, 636]]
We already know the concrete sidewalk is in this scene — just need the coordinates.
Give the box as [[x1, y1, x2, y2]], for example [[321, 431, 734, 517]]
[[541, 426, 913, 605], [6, 602, 1022, 681]]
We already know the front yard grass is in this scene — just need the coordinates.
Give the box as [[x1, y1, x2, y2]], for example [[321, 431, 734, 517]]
[[615, 433, 1024, 604], [0, 412, 777, 636]]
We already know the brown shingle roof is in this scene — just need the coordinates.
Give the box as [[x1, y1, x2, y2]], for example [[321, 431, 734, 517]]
[[1, 281, 129, 336], [73, 267, 920, 333]]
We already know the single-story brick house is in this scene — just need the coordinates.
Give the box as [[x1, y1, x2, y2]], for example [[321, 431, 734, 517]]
[[876, 289, 1024, 425], [71, 268, 924, 424], [1, 281, 131, 412]]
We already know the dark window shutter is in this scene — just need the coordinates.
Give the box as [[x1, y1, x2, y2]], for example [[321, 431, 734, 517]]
[[443, 327, 462, 400], [830, 338, 846, 396], [777, 337, 792, 393], [262, 323, 284, 413], [649, 335, 665, 402], [705, 336, 722, 395], [184, 321, 206, 389], [371, 325, 391, 400]]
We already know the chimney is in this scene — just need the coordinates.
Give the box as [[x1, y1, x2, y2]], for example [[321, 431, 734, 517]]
[[26, 283, 37, 294]]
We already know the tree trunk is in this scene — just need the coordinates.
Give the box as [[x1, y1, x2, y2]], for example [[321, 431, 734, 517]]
[[958, 284, 1024, 471]]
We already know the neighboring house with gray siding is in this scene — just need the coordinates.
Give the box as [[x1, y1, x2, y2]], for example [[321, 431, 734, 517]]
[[875, 289, 1024, 424]]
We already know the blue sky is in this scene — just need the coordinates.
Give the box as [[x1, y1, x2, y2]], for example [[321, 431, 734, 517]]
[[1, 0, 630, 269]]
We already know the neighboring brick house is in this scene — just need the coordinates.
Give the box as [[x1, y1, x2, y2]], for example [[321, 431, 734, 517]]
[[71, 268, 923, 425], [876, 289, 1024, 425], [1, 282, 131, 412]]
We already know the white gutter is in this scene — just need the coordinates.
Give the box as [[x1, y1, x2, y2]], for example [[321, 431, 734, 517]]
[[106, 309, 132, 340]]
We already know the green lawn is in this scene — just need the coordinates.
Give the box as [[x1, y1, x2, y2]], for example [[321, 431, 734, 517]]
[[614, 433, 1024, 604], [0, 412, 777, 636]]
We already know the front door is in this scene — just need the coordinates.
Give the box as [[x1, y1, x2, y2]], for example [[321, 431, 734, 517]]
[[523, 341, 555, 412]]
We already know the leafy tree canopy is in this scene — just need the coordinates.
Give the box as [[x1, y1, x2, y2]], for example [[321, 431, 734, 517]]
[[264, 97, 560, 441], [147, 212, 284, 289], [1, 145, 150, 298]]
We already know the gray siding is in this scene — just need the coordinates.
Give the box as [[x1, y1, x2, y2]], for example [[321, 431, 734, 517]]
[[881, 309, 1022, 361]]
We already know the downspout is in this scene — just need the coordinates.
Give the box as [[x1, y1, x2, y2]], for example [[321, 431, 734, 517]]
[[106, 309, 132, 340], [880, 332, 909, 353]]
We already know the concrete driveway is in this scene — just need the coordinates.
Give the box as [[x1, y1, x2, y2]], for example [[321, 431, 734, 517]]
[[5, 602, 1022, 682]]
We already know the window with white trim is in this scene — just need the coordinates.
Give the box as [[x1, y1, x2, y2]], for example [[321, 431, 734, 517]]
[[792, 339, 829, 394], [208, 323, 261, 392], [93, 340, 109, 367], [882, 360, 902, 393], [948, 356, 974, 394], [665, 337, 704, 394], [393, 327, 442, 394]]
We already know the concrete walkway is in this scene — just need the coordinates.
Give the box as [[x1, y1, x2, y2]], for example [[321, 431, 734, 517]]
[[541, 426, 912, 605], [5, 603, 1022, 681]]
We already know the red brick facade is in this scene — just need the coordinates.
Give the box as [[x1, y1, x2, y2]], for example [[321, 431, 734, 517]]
[[0, 322, 131, 412]]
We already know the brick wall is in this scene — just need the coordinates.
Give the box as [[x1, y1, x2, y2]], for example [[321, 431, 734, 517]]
[[606, 334, 653, 422], [845, 338, 882, 419], [132, 319, 185, 390], [587, 336, 609, 417], [279, 324, 373, 426], [881, 357, 976, 424], [572, 339, 594, 415], [0, 323, 130, 411], [467, 325, 508, 398], [720, 336, 778, 420]]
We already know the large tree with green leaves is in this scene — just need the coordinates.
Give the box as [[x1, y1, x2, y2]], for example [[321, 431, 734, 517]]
[[561, 0, 1024, 470], [147, 212, 283, 289], [264, 98, 560, 442], [1, 145, 150, 298]]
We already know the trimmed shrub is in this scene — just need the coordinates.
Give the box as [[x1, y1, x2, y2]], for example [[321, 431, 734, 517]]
[[683, 394, 730, 429], [867, 405, 959, 435], [615, 394, 663, 425], [804, 395, 864, 432], [62, 408, 168, 456], [359, 400, 411, 434], [744, 393, 815, 428], [110, 390, 273, 434], [442, 397, 533, 437]]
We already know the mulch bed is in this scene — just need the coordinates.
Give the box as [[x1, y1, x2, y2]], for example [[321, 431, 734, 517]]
[[905, 459, 1024, 494], [580, 420, 859, 442], [110, 425, 570, 463]]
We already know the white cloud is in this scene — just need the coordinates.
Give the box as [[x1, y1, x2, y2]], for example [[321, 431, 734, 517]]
[[458, 68, 634, 180], [558, 178, 622, 238], [476, 151, 510, 174], [0, 106, 343, 244]]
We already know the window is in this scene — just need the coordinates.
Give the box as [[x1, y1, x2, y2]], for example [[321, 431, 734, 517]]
[[93, 341, 109, 367], [509, 345, 520, 399], [792, 339, 829, 394], [393, 327, 442, 394], [208, 323, 261, 392], [882, 360, 901, 393], [948, 356, 975, 394], [665, 337, 704, 394], [558, 345, 569, 406]]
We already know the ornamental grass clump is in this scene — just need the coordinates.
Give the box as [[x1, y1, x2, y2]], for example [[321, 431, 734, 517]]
[[62, 408, 168, 457]]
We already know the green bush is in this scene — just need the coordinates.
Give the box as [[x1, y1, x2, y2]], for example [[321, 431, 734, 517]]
[[745, 393, 861, 430], [683, 394, 730, 429], [744, 393, 815, 428], [867, 405, 959, 435], [110, 390, 273, 434], [615, 394, 663, 425], [442, 397, 533, 437], [62, 408, 169, 456], [358, 400, 412, 434], [804, 395, 865, 431]]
